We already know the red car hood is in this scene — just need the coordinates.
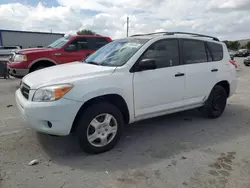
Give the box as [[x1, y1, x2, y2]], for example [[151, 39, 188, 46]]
[[16, 48, 56, 54]]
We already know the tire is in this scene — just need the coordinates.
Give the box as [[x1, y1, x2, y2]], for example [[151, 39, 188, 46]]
[[32, 66, 46, 72], [201, 85, 227, 119], [76, 102, 124, 154]]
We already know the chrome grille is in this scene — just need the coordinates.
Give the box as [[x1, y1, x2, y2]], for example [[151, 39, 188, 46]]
[[20, 82, 30, 99]]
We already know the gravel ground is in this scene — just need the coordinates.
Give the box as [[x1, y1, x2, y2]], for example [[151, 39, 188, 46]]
[[1, 58, 250, 188]]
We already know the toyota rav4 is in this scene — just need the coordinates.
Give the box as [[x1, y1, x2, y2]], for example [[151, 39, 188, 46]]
[[15, 32, 237, 154]]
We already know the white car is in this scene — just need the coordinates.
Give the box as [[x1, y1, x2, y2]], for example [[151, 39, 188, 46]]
[[15, 32, 237, 154]]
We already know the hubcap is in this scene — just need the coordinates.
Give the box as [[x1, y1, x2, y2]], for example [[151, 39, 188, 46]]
[[87, 113, 118, 147]]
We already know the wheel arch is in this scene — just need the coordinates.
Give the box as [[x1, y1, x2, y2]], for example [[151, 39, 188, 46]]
[[71, 94, 130, 133], [28, 58, 57, 72], [214, 80, 230, 97]]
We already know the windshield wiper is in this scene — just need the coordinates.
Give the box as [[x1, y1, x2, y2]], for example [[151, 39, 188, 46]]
[[86, 61, 100, 65]]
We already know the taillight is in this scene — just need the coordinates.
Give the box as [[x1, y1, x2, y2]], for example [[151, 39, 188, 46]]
[[229, 60, 237, 68]]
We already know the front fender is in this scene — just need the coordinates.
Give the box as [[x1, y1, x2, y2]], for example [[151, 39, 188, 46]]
[[67, 87, 135, 123]]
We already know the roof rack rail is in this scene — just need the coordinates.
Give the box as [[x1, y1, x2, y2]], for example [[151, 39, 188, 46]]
[[130, 31, 219, 41]]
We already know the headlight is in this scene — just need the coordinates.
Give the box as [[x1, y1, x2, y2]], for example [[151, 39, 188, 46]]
[[14, 54, 27, 62], [32, 84, 73, 102]]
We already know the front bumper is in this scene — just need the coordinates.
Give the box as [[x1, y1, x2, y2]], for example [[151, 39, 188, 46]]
[[15, 89, 83, 136], [8, 61, 29, 77], [8, 68, 29, 77]]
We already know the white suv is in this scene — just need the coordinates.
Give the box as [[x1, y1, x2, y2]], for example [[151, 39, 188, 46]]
[[15, 32, 237, 154]]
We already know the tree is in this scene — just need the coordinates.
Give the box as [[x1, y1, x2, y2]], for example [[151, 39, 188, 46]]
[[230, 41, 240, 50], [223, 40, 240, 50], [246, 41, 250, 50], [76, 29, 100, 36]]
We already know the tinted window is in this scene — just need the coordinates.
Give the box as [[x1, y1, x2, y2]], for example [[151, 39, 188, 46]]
[[206, 47, 213, 62], [76, 38, 88, 50], [87, 38, 108, 50], [207, 42, 223, 61], [67, 38, 88, 50], [183, 40, 207, 64], [0, 46, 17, 49], [4, 47, 17, 49], [141, 39, 179, 68]]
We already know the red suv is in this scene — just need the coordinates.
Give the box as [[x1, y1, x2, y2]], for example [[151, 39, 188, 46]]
[[8, 35, 112, 77]]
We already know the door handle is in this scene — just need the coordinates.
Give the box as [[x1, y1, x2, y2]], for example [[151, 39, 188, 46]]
[[54, 53, 61, 56], [211, 69, 218, 72], [175, 73, 185, 77]]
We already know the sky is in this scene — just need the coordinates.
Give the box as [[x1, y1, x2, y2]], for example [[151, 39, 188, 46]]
[[0, 0, 250, 40]]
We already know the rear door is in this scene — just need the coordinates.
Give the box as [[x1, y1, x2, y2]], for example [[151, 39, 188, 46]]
[[181, 39, 217, 105]]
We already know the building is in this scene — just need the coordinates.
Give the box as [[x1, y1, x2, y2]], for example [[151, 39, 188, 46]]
[[0, 29, 64, 49]]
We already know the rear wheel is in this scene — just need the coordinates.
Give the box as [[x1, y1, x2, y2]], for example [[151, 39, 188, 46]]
[[76, 102, 124, 154], [201, 85, 227, 118]]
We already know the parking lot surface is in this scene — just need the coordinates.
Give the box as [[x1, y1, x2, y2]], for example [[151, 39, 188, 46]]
[[1, 58, 250, 188]]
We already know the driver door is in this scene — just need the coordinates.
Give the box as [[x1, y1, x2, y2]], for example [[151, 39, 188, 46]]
[[133, 39, 186, 118], [54, 37, 93, 64]]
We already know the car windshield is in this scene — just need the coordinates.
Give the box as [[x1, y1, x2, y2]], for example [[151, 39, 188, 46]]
[[47, 37, 70, 48], [84, 38, 148, 66]]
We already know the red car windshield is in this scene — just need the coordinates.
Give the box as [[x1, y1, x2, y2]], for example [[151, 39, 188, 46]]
[[47, 37, 69, 48]]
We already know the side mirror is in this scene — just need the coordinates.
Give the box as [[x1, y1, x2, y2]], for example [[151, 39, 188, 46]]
[[136, 59, 156, 71], [65, 44, 77, 52]]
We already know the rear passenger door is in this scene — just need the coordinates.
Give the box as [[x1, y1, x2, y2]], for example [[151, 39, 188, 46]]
[[181, 39, 217, 105]]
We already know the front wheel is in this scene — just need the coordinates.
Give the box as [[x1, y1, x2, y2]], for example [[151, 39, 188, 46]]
[[201, 85, 227, 118], [76, 102, 124, 154]]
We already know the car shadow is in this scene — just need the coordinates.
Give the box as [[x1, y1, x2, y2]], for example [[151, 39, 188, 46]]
[[37, 103, 250, 172]]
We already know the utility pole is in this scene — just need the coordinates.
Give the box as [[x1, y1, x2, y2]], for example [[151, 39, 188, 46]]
[[126, 16, 129, 37]]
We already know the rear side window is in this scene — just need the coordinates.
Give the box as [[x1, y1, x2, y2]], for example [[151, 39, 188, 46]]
[[182, 39, 207, 64], [0, 46, 17, 49], [87, 38, 108, 50], [206, 42, 223, 61]]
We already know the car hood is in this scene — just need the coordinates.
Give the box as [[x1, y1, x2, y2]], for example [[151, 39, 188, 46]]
[[16, 48, 56, 54], [22, 62, 116, 89]]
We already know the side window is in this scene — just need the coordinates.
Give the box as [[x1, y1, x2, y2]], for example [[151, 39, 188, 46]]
[[206, 46, 213, 62], [141, 39, 180, 69], [76, 38, 88, 50], [66, 38, 88, 51], [183, 39, 207, 64], [87, 38, 108, 50], [207, 42, 223, 61]]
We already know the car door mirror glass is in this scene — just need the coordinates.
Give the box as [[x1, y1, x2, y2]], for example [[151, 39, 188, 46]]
[[65, 44, 77, 52], [137, 59, 156, 71]]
